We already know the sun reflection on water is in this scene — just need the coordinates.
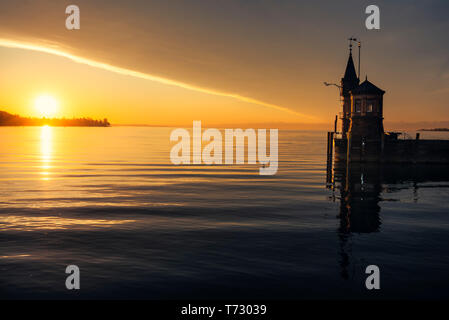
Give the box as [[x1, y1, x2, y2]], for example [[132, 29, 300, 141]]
[[0, 215, 136, 231], [40, 125, 52, 180]]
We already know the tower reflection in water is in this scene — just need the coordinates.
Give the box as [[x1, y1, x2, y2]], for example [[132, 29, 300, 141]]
[[327, 162, 449, 280]]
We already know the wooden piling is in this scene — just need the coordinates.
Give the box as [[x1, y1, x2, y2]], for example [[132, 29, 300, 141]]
[[326, 132, 334, 186]]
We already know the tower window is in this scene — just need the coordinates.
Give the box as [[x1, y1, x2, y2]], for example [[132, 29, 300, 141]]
[[367, 100, 375, 112], [355, 99, 361, 113]]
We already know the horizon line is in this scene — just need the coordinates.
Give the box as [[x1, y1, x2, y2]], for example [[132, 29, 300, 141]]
[[2, 109, 449, 129]]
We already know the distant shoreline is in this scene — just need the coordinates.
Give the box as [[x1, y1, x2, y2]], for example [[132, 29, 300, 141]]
[[419, 128, 449, 132], [0, 110, 110, 127]]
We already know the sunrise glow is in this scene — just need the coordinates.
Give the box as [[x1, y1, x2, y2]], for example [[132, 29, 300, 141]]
[[34, 95, 59, 118]]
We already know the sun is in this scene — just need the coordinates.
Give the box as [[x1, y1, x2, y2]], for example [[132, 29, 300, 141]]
[[35, 95, 59, 118]]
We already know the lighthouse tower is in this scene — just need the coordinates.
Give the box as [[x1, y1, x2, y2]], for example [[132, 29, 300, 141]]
[[347, 76, 385, 161], [340, 47, 359, 138], [349, 76, 385, 140], [337, 40, 386, 162]]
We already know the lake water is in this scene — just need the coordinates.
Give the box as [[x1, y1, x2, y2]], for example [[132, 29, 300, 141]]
[[1, 127, 448, 299]]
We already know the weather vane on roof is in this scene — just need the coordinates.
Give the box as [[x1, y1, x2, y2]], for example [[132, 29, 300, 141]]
[[348, 37, 361, 79], [348, 37, 357, 53]]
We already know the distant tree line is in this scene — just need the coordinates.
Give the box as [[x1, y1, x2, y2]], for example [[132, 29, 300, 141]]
[[0, 110, 110, 127], [419, 128, 449, 132]]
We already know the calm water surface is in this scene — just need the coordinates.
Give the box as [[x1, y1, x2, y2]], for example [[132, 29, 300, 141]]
[[0, 127, 448, 299]]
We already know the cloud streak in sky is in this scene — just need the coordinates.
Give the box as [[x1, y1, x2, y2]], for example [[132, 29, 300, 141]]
[[0, 38, 318, 121]]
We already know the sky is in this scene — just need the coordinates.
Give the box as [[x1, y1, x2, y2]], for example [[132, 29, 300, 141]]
[[0, 0, 448, 128]]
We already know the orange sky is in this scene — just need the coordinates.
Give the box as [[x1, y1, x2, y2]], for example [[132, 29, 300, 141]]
[[0, 0, 448, 128], [0, 42, 310, 126]]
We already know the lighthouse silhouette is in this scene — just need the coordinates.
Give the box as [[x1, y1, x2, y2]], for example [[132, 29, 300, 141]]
[[339, 42, 385, 162]]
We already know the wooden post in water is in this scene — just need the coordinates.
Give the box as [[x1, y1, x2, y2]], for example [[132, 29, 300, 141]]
[[345, 133, 352, 191], [326, 132, 334, 186], [346, 132, 352, 163], [327, 132, 334, 164]]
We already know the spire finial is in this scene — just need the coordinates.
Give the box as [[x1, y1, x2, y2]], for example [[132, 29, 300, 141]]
[[366, 75, 368, 81], [348, 37, 357, 54]]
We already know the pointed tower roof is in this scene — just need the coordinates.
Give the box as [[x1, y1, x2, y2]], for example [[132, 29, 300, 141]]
[[350, 78, 385, 95], [343, 52, 358, 82]]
